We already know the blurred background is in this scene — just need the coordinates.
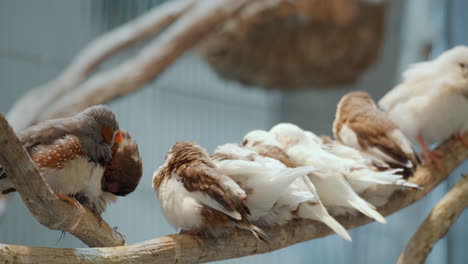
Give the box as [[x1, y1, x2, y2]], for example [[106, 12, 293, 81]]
[[0, 0, 467, 263]]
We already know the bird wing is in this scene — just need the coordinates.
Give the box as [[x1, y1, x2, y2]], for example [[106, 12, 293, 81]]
[[346, 112, 419, 167], [177, 160, 249, 221], [19, 117, 78, 152], [256, 145, 298, 168]]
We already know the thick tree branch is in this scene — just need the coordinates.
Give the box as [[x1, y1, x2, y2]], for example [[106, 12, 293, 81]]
[[6, 0, 195, 132], [36, 0, 248, 122], [0, 114, 125, 247], [1, 133, 466, 264], [397, 174, 468, 264]]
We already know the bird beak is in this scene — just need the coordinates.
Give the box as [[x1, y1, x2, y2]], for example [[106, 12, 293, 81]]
[[114, 130, 124, 143]]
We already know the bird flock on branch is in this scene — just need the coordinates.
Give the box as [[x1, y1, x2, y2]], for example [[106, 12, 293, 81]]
[[1, 46, 468, 244]]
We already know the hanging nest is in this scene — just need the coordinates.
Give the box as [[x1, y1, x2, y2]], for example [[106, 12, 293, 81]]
[[197, 0, 387, 89]]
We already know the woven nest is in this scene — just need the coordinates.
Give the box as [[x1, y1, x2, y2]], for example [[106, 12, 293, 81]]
[[197, 0, 387, 89]]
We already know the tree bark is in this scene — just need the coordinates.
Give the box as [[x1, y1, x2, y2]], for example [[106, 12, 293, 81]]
[[0, 114, 125, 248], [397, 174, 468, 264], [1, 132, 466, 264]]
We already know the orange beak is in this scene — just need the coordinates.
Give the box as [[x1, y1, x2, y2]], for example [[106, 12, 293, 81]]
[[114, 130, 124, 143]]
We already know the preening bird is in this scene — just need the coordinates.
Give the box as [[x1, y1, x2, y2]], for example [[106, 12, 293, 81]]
[[321, 136, 420, 194], [270, 123, 387, 224], [0, 105, 124, 216], [241, 130, 299, 168], [211, 143, 315, 223], [152, 141, 269, 242], [76, 130, 143, 215], [334, 91, 420, 174], [379, 46, 468, 169], [212, 143, 351, 241]]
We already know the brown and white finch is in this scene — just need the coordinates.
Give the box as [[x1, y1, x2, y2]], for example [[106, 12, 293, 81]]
[[152, 141, 269, 242], [0, 105, 124, 215], [333, 91, 420, 174], [379, 46, 468, 169], [76, 130, 143, 215]]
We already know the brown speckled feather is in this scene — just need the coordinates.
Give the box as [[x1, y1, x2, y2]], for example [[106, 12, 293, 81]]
[[30, 135, 84, 171], [253, 145, 298, 168]]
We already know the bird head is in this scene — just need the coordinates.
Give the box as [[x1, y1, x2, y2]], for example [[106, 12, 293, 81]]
[[78, 105, 123, 147], [437, 46, 468, 80], [102, 131, 142, 196], [269, 123, 305, 149], [241, 130, 281, 148]]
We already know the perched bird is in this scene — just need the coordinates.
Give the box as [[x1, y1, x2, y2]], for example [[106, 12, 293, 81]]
[[152, 141, 269, 242], [211, 143, 314, 222], [76, 130, 143, 215], [334, 91, 420, 174], [241, 130, 298, 168], [379, 46, 468, 169], [212, 143, 351, 241], [321, 136, 420, 195], [270, 123, 387, 223], [0, 105, 124, 216]]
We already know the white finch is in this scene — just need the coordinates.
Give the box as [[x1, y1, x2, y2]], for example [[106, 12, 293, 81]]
[[379, 46, 468, 169]]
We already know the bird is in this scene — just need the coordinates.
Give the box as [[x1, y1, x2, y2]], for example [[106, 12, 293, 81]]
[[379, 46, 468, 169], [321, 136, 421, 195], [152, 141, 269, 242], [211, 143, 315, 223], [241, 130, 299, 168], [212, 143, 351, 241], [334, 91, 420, 175], [76, 130, 143, 215], [0, 105, 124, 216], [270, 123, 387, 224]]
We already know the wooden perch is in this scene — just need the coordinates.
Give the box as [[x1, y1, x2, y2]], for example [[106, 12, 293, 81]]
[[35, 0, 248, 122], [6, 0, 195, 132], [0, 114, 125, 248], [397, 174, 468, 264], [1, 133, 466, 264]]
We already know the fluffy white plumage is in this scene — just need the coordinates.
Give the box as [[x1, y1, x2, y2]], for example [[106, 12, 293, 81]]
[[270, 123, 387, 224], [212, 143, 314, 221], [212, 143, 351, 241], [322, 139, 420, 193], [379, 46, 468, 145]]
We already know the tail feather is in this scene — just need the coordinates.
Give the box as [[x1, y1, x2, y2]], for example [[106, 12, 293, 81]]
[[0, 166, 5, 180], [249, 224, 270, 244], [271, 166, 316, 189], [348, 198, 386, 224], [299, 203, 351, 242], [319, 215, 352, 242], [349, 168, 421, 189]]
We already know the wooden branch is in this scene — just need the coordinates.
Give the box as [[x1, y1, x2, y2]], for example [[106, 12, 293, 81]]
[[0, 114, 125, 247], [397, 174, 468, 264], [36, 0, 248, 122], [1, 133, 466, 264], [6, 0, 195, 132]]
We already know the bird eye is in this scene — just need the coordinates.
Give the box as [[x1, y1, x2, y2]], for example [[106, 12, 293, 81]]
[[241, 139, 248, 146], [459, 62, 466, 68]]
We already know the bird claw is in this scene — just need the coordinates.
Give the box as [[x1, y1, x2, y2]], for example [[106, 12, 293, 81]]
[[54, 192, 80, 207], [423, 151, 443, 170]]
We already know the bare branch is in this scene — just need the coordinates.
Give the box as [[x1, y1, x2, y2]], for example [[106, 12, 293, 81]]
[[6, 0, 195, 132], [0, 114, 125, 247], [397, 175, 468, 264], [36, 0, 248, 122], [1, 133, 466, 264]]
